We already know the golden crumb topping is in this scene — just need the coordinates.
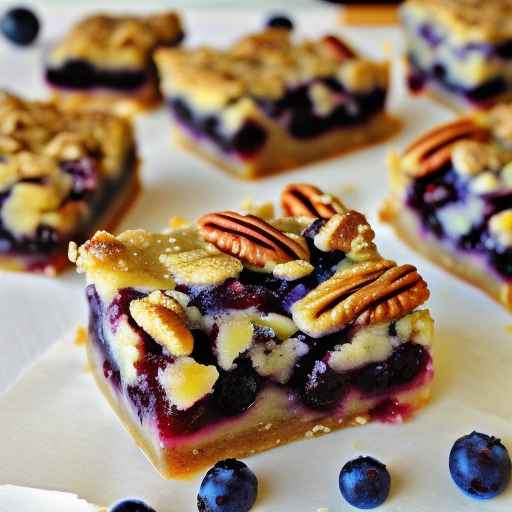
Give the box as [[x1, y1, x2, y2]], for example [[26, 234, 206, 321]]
[[49, 11, 183, 68], [155, 30, 388, 108], [403, 0, 512, 43], [0, 91, 134, 237]]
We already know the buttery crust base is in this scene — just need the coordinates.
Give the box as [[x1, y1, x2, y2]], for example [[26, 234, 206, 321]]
[[51, 83, 161, 117], [87, 335, 432, 478], [0, 161, 141, 275], [174, 113, 402, 180], [380, 199, 512, 309]]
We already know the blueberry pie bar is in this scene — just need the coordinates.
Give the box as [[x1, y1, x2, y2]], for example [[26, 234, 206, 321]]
[[46, 12, 184, 116], [381, 105, 512, 308], [71, 183, 434, 477], [402, 0, 512, 109], [0, 91, 139, 274], [155, 29, 399, 179]]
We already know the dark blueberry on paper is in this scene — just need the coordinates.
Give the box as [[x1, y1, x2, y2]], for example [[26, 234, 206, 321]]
[[214, 361, 260, 416], [110, 499, 157, 512], [1, 7, 40, 46], [266, 14, 294, 31], [339, 456, 391, 509], [197, 459, 258, 512], [449, 431, 511, 500]]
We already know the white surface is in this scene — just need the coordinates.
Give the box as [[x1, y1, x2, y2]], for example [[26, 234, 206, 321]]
[[0, 4, 512, 512]]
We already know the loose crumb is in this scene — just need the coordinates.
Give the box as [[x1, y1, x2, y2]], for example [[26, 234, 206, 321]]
[[355, 416, 368, 425], [74, 325, 87, 346], [263, 423, 272, 431], [192, 449, 200, 456]]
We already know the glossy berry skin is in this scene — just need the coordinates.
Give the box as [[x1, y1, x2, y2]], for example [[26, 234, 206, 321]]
[[449, 431, 511, 500], [1, 7, 40, 46], [266, 14, 294, 31], [197, 459, 258, 512], [110, 499, 157, 512], [339, 456, 391, 509]]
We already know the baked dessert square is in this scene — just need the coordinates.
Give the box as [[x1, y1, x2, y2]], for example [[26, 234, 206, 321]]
[[155, 29, 399, 179], [70, 183, 434, 478], [381, 105, 512, 309], [402, 0, 512, 110], [0, 91, 139, 275], [46, 12, 184, 116]]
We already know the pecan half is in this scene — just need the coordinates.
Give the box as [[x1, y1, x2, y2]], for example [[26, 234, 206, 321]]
[[321, 35, 357, 61], [281, 183, 346, 219], [291, 260, 429, 337], [198, 211, 309, 267], [314, 211, 379, 262], [403, 118, 489, 178]]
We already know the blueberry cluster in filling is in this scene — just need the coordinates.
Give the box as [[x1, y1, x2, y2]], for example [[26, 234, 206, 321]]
[[406, 165, 512, 278], [168, 79, 386, 159], [406, 54, 507, 104], [87, 224, 429, 439], [0, 148, 136, 262]]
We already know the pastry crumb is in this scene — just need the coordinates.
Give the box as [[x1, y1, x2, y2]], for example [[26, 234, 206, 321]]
[[74, 325, 87, 346], [168, 216, 190, 229], [192, 449, 200, 456], [355, 415, 368, 425]]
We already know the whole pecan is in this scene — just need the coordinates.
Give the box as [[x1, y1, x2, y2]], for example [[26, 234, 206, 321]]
[[291, 260, 429, 337], [403, 118, 489, 178], [198, 211, 310, 267], [281, 183, 345, 219]]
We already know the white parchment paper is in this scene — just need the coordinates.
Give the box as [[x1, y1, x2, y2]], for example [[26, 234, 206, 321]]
[[1, 4, 512, 512]]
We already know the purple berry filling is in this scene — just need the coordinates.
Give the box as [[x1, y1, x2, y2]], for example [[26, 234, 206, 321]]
[[0, 146, 136, 259], [407, 55, 507, 105], [168, 79, 386, 159], [88, 283, 431, 439], [405, 166, 512, 279]]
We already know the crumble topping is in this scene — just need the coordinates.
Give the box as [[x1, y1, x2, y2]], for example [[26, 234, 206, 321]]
[[158, 357, 219, 411], [155, 29, 388, 109], [0, 92, 134, 238], [49, 12, 183, 68], [489, 209, 512, 247], [403, 0, 512, 44]]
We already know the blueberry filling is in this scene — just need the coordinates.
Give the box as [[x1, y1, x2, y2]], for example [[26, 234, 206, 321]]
[[0, 146, 136, 260], [88, 284, 430, 438], [406, 53, 508, 104], [46, 59, 151, 91], [168, 80, 386, 158], [406, 166, 512, 278]]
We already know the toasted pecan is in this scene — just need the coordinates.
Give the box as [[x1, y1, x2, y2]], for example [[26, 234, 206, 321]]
[[281, 183, 345, 219], [314, 210, 379, 261], [198, 211, 309, 267], [321, 35, 357, 61], [291, 260, 429, 337], [403, 118, 489, 178]]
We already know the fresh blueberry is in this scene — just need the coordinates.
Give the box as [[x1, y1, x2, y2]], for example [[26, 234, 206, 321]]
[[1, 7, 40, 46], [110, 499, 157, 512], [339, 456, 391, 509], [265, 14, 294, 31], [197, 459, 258, 512], [449, 431, 511, 499]]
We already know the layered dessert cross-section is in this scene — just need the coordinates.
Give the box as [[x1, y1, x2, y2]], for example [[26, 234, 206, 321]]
[[155, 28, 399, 179], [382, 104, 512, 309], [46, 12, 184, 116], [402, 0, 512, 110], [0, 91, 139, 274], [71, 184, 434, 478]]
